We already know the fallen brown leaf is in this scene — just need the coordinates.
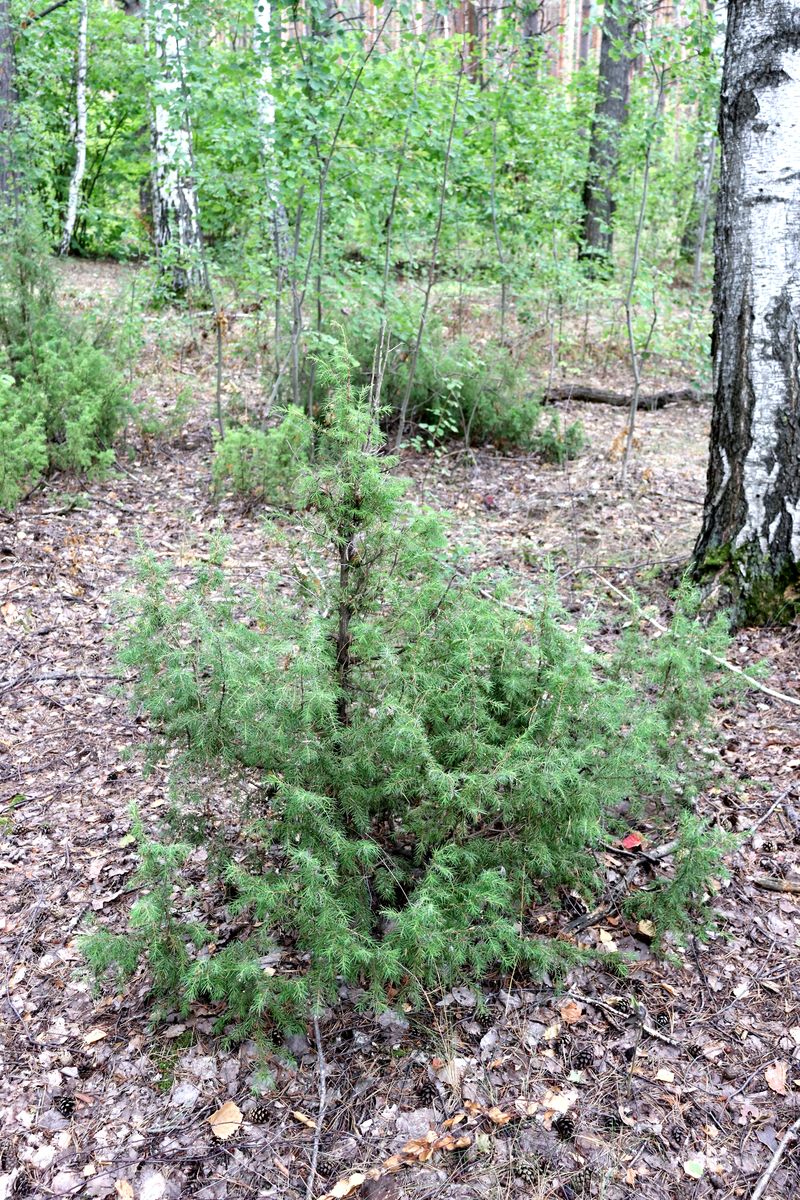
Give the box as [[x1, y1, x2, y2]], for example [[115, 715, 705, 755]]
[[558, 1000, 583, 1025], [208, 1099, 243, 1140], [765, 1061, 789, 1095]]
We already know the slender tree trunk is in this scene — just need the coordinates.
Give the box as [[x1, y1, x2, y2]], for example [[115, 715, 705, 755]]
[[679, 129, 716, 260], [60, 0, 89, 255], [145, 0, 203, 293], [577, 0, 592, 66], [693, 0, 800, 624], [579, 0, 634, 271], [0, 0, 17, 211], [254, 0, 290, 275]]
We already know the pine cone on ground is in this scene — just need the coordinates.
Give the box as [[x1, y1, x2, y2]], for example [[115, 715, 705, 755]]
[[572, 1167, 592, 1194], [417, 1078, 439, 1107], [475, 1010, 494, 1034], [248, 1103, 271, 1124], [53, 1095, 75, 1118], [598, 1109, 623, 1132], [553, 1113, 575, 1140], [570, 1045, 594, 1072], [655, 1011, 670, 1030], [514, 1160, 538, 1183]]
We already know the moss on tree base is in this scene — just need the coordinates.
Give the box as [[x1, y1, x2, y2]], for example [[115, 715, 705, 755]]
[[694, 542, 800, 626]]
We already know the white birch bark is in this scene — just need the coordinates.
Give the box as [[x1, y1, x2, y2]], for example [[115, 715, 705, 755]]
[[695, 0, 800, 619], [254, 0, 290, 276], [60, 0, 88, 256], [145, 0, 203, 292]]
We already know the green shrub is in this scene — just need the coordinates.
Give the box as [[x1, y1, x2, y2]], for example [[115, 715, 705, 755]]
[[625, 813, 734, 949], [319, 311, 540, 449], [0, 222, 129, 506], [0, 375, 48, 508], [212, 406, 313, 506], [535, 413, 585, 464], [83, 346, 728, 1037]]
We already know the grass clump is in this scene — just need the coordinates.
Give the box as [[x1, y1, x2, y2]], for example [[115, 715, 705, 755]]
[[83, 344, 729, 1037]]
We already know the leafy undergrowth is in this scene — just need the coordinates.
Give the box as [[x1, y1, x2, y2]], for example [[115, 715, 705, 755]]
[[1, 262, 799, 1200]]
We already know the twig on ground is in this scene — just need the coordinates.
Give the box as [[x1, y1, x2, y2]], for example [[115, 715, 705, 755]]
[[750, 1115, 800, 1200], [753, 877, 800, 895], [306, 1014, 328, 1200]]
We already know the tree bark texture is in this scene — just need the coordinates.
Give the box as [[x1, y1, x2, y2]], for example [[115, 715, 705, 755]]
[[254, 0, 290, 279], [0, 0, 17, 210], [60, 0, 88, 255], [579, 0, 634, 268], [145, 0, 203, 292], [694, 0, 800, 622]]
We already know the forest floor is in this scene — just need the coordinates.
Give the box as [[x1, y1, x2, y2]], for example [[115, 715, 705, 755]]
[[1, 260, 799, 1200]]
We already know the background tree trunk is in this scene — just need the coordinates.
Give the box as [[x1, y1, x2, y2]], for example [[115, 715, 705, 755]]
[[693, 0, 800, 623], [0, 0, 17, 211], [579, 0, 634, 271], [60, 0, 89, 255], [145, 0, 203, 292]]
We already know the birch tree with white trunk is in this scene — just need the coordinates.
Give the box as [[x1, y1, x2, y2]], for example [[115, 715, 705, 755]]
[[60, 0, 88, 255], [694, 0, 800, 622], [254, 0, 289, 276], [145, 0, 203, 292]]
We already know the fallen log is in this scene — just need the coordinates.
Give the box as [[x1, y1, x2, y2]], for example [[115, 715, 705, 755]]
[[542, 384, 710, 409]]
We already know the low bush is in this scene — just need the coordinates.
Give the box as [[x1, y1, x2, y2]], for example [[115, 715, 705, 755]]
[[0, 221, 129, 507], [212, 406, 313, 506], [83, 346, 730, 1038]]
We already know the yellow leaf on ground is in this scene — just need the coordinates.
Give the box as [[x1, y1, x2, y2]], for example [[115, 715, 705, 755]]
[[84, 1028, 107, 1045], [114, 1183, 134, 1200], [208, 1100, 243, 1140], [656, 1068, 675, 1083], [323, 1172, 366, 1199]]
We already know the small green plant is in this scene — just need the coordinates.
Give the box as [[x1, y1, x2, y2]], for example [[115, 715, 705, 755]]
[[212, 407, 312, 507], [83, 345, 729, 1037], [535, 413, 585, 464]]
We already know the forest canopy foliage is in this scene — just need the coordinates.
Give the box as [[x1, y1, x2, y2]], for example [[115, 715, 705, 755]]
[[5, 0, 720, 443]]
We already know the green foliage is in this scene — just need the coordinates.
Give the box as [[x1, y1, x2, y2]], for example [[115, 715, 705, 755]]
[[0, 223, 129, 506], [535, 413, 585, 464], [84, 349, 729, 1034], [625, 813, 734, 948], [212, 407, 313, 506], [0, 375, 48, 508], [324, 312, 541, 449]]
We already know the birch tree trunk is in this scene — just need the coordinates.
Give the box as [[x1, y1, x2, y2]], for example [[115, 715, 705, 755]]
[[254, 0, 290, 278], [145, 0, 203, 293], [60, 0, 89, 256], [579, 0, 634, 271], [0, 0, 17, 210], [694, 0, 800, 622]]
